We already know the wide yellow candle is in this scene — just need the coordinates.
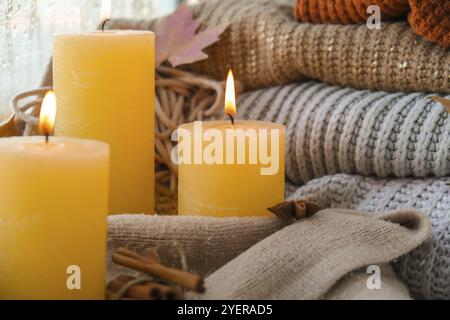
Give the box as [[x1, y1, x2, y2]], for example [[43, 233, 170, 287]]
[[177, 120, 285, 217], [53, 31, 155, 214], [0, 136, 109, 300]]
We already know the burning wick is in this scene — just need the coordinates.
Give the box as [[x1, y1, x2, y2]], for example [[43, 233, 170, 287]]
[[39, 91, 57, 145], [227, 113, 235, 126], [224, 69, 236, 127], [101, 19, 111, 32], [100, 0, 111, 32]]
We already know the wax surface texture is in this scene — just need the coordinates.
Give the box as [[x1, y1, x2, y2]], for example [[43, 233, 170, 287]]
[[53, 31, 155, 214], [178, 121, 285, 217], [0, 137, 109, 299]]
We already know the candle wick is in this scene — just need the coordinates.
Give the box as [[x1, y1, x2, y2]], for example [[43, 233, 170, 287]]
[[101, 19, 111, 32], [227, 114, 235, 126], [45, 134, 49, 145]]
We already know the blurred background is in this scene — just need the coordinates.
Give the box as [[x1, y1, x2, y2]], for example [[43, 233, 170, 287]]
[[0, 0, 180, 119], [0, 0, 292, 119]]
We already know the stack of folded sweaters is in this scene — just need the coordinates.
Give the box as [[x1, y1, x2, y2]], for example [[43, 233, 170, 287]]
[[108, 0, 449, 299], [184, 0, 449, 299]]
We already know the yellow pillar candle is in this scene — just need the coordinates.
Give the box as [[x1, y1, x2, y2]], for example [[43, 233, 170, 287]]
[[0, 135, 109, 299], [177, 70, 285, 217], [53, 30, 155, 214], [177, 120, 285, 217]]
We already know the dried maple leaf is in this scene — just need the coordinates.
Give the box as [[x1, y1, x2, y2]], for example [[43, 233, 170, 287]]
[[0, 114, 18, 137], [155, 4, 227, 67], [430, 96, 450, 113]]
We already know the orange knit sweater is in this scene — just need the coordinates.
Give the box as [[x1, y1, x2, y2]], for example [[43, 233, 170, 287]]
[[295, 0, 450, 47]]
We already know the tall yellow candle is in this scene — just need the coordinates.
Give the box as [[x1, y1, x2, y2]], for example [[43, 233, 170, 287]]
[[53, 30, 155, 214], [0, 93, 109, 300], [177, 71, 285, 217]]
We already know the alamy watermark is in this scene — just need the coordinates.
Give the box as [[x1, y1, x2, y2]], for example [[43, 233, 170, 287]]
[[367, 5, 381, 29], [171, 121, 281, 175], [366, 265, 381, 290], [66, 265, 81, 290]]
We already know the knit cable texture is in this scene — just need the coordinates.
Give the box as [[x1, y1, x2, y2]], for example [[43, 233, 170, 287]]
[[181, 0, 450, 93], [236, 81, 450, 184], [408, 0, 450, 48]]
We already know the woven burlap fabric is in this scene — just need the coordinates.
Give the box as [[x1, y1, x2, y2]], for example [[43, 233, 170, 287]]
[[108, 208, 430, 299], [107, 215, 288, 279], [236, 81, 450, 184]]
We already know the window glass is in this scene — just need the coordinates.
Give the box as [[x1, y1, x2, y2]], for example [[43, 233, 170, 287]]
[[0, 0, 177, 118]]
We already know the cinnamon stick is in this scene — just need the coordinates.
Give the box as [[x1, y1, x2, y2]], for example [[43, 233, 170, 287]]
[[112, 252, 204, 293], [116, 247, 154, 263], [146, 248, 161, 263], [107, 275, 176, 300]]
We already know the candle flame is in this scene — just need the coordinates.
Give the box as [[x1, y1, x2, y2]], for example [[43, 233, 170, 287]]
[[224, 69, 236, 117], [38, 91, 57, 137], [100, 0, 111, 23]]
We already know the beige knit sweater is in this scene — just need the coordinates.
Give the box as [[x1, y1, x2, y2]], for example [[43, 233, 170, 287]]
[[108, 0, 449, 93], [185, 0, 449, 93]]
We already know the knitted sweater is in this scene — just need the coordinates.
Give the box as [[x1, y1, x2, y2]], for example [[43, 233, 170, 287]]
[[295, 0, 450, 47], [236, 81, 450, 185], [288, 174, 450, 300], [107, 175, 447, 299], [108, 0, 450, 93], [295, 0, 409, 24]]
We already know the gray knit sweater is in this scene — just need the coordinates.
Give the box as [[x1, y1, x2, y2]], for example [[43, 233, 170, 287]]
[[237, 81, 450, 184]]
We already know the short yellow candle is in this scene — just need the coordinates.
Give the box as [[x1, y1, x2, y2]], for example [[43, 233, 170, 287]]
[[0, 92, 109, 299], [177, 71, 285, 217], [53, 30, 155, 215], [0, 135, 109, 299], [178, 121, 285, 217]]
